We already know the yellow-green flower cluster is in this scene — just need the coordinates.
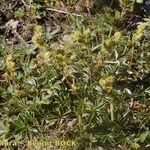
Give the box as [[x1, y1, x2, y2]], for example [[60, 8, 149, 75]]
[[65, 28, 91, 44], [44, 0, 61, 7], [71, 31, 82, 42], [6, 54, 16, 77], [6, 54, 15, 71], [132, 23, 147, 44], [99, 75, 115, 93], [32, 25, 48, 51], [105, 31, 122, 47]]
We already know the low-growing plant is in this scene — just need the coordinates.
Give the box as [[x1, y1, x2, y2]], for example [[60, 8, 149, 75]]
[[0, 0, 150, 150]]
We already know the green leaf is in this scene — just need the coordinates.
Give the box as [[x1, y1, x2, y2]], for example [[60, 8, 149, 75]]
[[115, 11, 121, 21], [32, 128, 38, 133], [27, 77, 37, 86], [131, 143, 140, 149], [15, 7, 25, 18], [0, 122, 9, 135], [136, 0, 143, 3], [139, 131, 150, 143]]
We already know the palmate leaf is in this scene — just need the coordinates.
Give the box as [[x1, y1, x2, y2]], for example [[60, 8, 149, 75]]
[[10, 112, 40, 138], [139, 131, 150, 143], [0, 0, 150, 149], [0, 122, 9, 136]]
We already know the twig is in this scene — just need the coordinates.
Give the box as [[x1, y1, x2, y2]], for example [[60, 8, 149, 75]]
[[21, 0, 28, 7], [46, 8, 82, 17]]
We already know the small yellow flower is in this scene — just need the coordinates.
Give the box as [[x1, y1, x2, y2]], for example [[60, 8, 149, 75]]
[[99, 75, 115, 93], [99, 47, 110, 58], [113, 31, 122, 42], [32, 25, 48, 50], [83, 28, 91, 43], [72, 31, 82, 41], [44, 0, 60, 7], [132, 23, 146, 44], [70, 83, 79, 94], [6, 54, 15, 70], [83, 28, 90, 37], [63, 65, 76, 77], [94, 53, 103, 69], [105, 31, 122, 47], [6, 54, 17, 78], [105, 39, 112, 47]]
